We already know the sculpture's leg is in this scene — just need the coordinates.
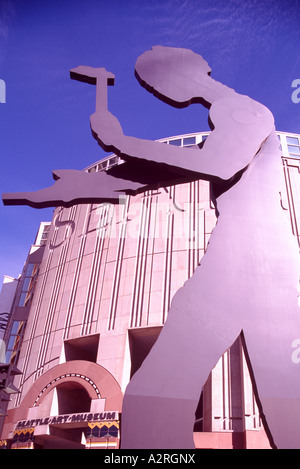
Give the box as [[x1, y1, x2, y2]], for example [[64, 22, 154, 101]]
[[121, 279, 241, 449], [243, 325, 300, 449]]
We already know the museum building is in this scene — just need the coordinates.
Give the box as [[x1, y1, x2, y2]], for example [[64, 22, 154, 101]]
[[0, 130, 299, 449]]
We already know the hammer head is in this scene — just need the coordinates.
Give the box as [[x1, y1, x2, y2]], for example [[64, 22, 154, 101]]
[[70, 66, 115, 86]]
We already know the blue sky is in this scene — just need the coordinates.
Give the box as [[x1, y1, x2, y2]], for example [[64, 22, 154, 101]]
[[0, 0, 299, 282]]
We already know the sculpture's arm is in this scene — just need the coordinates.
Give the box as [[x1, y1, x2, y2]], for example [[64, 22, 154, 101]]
[[2, 61, 275, 210], [71, 66, 275, 183], [90, 96, 274, 184]]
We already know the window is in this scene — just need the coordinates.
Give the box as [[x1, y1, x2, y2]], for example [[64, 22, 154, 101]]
[[24, 262, 38, 278], [18, 263, 39, 307], [287, 136, 299, 145], [169, 138, 182, 146], [5, 320, 25, 365], [286, 136, 300, 157], [288, 145, 300, 155], [107, 156, 118, 168], [183, 136, 196, 146], [40, 225, 50, 246], [98, 160, 108, 171]]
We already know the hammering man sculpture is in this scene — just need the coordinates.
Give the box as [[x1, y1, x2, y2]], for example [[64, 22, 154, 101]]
[[3, 46, 300, 449]]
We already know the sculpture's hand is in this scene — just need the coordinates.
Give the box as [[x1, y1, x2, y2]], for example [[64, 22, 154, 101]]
[[2, 169, 145, 209], [90, 109, 124, 152], [70, 65, 124, 152]]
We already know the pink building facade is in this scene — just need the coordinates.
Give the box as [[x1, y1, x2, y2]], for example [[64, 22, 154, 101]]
[[1, 130, 299, 449]]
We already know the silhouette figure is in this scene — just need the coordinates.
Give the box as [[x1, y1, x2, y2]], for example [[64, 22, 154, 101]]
[[3, 46, 300, 449]]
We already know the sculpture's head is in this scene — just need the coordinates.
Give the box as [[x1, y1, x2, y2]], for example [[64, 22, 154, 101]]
[[135, 46, 212, 108]]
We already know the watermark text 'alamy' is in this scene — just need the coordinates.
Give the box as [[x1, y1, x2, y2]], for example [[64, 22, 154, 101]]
[[0, 79, 6, 103], [292, 79, 300, 104]]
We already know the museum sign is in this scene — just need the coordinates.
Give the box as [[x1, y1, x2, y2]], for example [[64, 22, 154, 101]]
[[15, 411, 118, 429]]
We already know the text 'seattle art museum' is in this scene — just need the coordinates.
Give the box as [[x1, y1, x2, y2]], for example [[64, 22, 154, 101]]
[[0, 47, 300, 449]]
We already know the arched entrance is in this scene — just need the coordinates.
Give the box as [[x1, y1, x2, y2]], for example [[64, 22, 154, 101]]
[[6, 361, 122, 449], [55, 382, 92, 415]]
